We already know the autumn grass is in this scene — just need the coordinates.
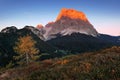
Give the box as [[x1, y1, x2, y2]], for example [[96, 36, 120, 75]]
[[0, 46, 120, 80]]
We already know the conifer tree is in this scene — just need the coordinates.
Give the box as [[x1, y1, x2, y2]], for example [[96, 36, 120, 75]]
[[14, 35, 39, 64]]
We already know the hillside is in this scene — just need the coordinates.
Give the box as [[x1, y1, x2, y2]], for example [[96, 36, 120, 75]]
[[0, 46, 120, 80], [47, 33, 115, 53], [0, 27, 63, 67]]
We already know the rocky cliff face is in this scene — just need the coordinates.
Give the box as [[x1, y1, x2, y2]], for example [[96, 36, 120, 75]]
[[24, 26, 45, 40], [43, 8, 99, 40]]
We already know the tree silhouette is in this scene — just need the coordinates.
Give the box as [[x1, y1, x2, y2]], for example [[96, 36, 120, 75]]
[[14, 35, 39, 64]]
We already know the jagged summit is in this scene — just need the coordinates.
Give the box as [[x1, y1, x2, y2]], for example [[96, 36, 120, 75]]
[[56, 8, 88, 22]]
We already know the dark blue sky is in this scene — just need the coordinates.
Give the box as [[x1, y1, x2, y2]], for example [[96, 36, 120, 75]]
[[0, 0, 120, 35]]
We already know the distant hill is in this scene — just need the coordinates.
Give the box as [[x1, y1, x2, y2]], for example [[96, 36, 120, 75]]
[[98, 34, 120, 44]]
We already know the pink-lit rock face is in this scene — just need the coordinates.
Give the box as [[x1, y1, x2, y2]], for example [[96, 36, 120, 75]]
[[56, 8, 88, 22], [43, 8, 99, 40], [45, 22, 54, 28], [36, 24, 43, 29]]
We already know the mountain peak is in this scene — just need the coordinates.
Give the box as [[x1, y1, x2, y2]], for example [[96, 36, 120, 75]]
[[41, 8, 99, 40], [56, 8, 88, 21]]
